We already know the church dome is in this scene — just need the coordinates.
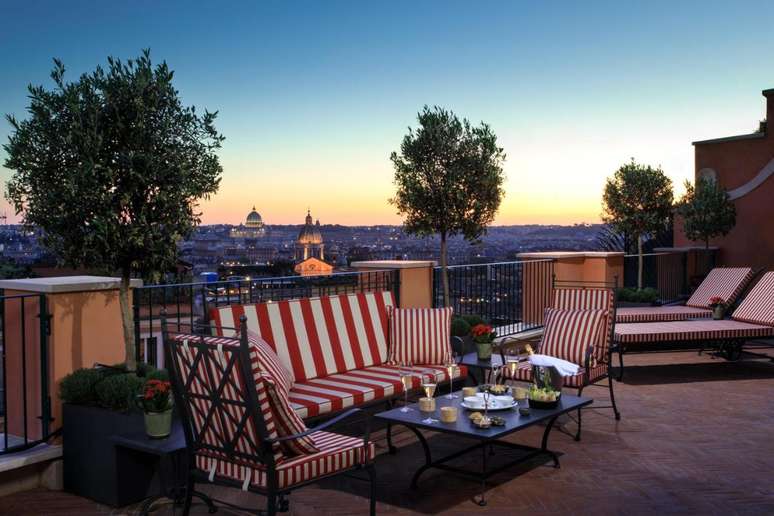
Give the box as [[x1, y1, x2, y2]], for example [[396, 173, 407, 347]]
[[245, 206, 263, 228], [297, 210, 323, 245]]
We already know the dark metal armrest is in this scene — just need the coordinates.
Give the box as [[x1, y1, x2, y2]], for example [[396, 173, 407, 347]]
[[266, 408, 365, 444]]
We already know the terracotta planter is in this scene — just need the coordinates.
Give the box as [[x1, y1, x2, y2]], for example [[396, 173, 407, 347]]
[[144, 408, 173, 439]]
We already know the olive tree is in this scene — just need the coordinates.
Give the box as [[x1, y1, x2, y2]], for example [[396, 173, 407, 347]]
[[390, 106, 506, 307], [677, 176, 736, 248], [4, 50, 223, 369], [602, 159, 673, 290]]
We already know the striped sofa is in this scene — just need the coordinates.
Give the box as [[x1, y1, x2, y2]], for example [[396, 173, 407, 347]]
[[209, 291, 466, 420], [616, 267, 754, 323], [615, 272, 774, 357]]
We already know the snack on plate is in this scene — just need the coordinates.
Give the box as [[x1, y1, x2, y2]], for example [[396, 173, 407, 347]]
[[489, 416, 506, 426], [469, 411, 483, 421], [528, 384, 560, 402], [479, 384, 509, 395]]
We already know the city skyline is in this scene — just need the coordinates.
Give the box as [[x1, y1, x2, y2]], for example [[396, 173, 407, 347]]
[[2, 1, 774, 226]]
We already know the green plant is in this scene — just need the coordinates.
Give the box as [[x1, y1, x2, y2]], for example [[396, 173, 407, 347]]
[[461, 314, 488, 327], [145, 367, 170, 383], [602, 159, 674, 289], [390, 106, 506, 307], [617, 287, 660, 303], [676, 177, 736, 248], [59, 368, 103, 405], [96, 373, 144, 412], [138, 379, 173, 413], [451, 316, 472, 337], [4, 49, 223, 370]]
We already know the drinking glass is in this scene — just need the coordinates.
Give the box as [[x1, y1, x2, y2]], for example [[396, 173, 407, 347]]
[[445, 358, 458, 399], [400, 361, 414, 412], [420, 382, 438, 424]]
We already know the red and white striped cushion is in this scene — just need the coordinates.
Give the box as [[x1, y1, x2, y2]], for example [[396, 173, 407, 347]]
[[616, 305, 712, 323], [614, 319, 774, 344], [288, 364, 467, 419], [388, 307, 453, 365], [686, 267, 753, 308], [210, 291, 395, 382], [170, 334, 284, 464], [732, 272, 774, 326], [552, 288, 614, 363], [261, 372, 319, 456], [540, 308, 608, 366], [247, 331, 294, 394], [195, 430, 374, 489]]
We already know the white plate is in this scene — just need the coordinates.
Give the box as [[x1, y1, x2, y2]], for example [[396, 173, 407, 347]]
[[461, 399, 518, 411]]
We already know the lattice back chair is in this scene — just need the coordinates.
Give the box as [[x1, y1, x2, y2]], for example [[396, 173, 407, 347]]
[[163, 316, 377, 516]]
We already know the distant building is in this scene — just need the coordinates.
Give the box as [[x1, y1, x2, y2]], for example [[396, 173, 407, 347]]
[[294, 209, 332, 276], [230, 206, 266, 238], [675, 87, 774, 269], [294, 256, 333, 276]]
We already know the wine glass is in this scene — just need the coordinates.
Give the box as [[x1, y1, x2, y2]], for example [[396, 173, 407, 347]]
[[400, 361, 414, 412], [445, 357, 459, 399], [420, 382, 437, 423]]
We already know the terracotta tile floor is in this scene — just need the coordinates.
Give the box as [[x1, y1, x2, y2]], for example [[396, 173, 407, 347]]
[[1, 347, 773, 515]]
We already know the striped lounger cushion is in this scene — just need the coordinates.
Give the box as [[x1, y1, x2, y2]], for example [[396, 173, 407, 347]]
[[616, 305, 712, 323], [685, 267, 754, 308], [289, 364, 466, 419], [615, 319, 774, 344], [505, 360, 608, 388], [196, 430, 375, 490], [388, 307, 453, 365], [210, 291, 395, 382], [730, 271, 774, 326]]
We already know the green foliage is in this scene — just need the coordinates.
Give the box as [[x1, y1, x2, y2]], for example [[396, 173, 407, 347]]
[[3, 49, 223, 368], [617, 287, 660, 303], [145, 367, 170, 382], [461, 314, 488, 327], [59, 368, 103, 405], [390, 106, 506, 306], [0, 260, 33, 279], [96, 373, 145, 412], [450, 316, 471, 337], [676, 177, 736, 248]]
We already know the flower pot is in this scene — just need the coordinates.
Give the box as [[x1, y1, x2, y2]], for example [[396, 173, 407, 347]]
[[476, 342, 493, 360], [712, 306, 725, 320], [144, 408, 173, 439]]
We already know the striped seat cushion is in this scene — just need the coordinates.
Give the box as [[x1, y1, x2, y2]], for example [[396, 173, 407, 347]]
[[540, 308, 608, 365], [289, 364, 467, 419], [616, 305, 712, 323], [552, 288, 614, 364], [731, 272, 774, 326], [388, 307, 453, 365], [169, 334, 284, 464], [614, 319, 774, 344], [685, 267, 754, 308], [503, 360, 608, 388], [195, 430, 375, 490], [210, 291, 395, 382]]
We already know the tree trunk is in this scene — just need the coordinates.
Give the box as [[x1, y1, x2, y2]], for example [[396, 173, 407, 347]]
[[118, 273, 137, 371], [637, 235, 644, 290], [440, 232, 450, 308]]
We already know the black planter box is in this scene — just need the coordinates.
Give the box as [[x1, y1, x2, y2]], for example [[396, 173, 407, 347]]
[[63, 404, 155, 507]]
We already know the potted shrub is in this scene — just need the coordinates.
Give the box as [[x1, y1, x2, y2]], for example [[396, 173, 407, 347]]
[[138, 378, 173, 438], [709, 296, 726, 320], [471, 323, 497, 360], [61, 364, 168, 506], [616, 287, 660, 307]]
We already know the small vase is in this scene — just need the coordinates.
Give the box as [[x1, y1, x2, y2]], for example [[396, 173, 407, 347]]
[[476, 342, 493, 360], [712, 306, 725, 320], [144, 408, 173, 439]]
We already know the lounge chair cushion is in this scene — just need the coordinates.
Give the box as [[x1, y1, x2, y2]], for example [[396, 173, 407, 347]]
[[388, 307, 453, 365], [288, 364, 466, 419], [196, 430, 375, 489], [541, 308, 608, 365], [616, 305, 712, 323], [731, 272, 774, 326], [247, 330, 294, 394], [686, 267, 753, 308], [615, 319, 774, 344]]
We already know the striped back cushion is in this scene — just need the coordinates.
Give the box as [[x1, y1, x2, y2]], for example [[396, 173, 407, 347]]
[[210, 291, 395, 382], [732, 272, 774, 326], [247, 331, 295, 393], [540, 308, 608, 365], [388, 307, 453, 365], [168, 334, 284, 465], [686, 267, 753, 308], [552, 287, 614, 362]]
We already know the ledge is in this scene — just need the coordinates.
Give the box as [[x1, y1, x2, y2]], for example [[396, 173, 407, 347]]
[[692, 132, 766, 145], [0, 276, 143, 294], [350, 260, 437, 269], [517, 251, 624, 259]]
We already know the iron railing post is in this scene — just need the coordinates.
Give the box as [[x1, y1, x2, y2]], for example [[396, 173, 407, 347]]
[[38, 294, 51, 439]]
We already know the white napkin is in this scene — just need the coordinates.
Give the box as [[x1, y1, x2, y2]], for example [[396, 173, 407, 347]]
[[529, 354, 580, 377]]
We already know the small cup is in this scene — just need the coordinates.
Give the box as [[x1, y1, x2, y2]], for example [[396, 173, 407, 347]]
[[462, 386, 478, 398], [440, 406, 458, 423], [514, 387, 528, 400], [418, 397, 436, 412]]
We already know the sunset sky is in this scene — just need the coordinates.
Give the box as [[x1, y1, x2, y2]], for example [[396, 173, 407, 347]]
[[2, 1, 773, 226]]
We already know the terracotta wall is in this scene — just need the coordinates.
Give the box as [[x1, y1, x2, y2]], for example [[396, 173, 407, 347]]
[[675, 89, 774, 270]]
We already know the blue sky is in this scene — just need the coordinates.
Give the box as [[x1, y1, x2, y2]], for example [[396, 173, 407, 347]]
[[1, 0, 773, 225]]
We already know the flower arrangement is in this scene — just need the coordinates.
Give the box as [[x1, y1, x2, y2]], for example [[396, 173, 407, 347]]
[[709, 296, 725, 307], [139, 379, 173, 413], [470, 324, 496, 343]]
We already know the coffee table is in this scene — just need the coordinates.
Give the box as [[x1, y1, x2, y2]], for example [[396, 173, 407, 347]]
[[375, 391, 592, 505]]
